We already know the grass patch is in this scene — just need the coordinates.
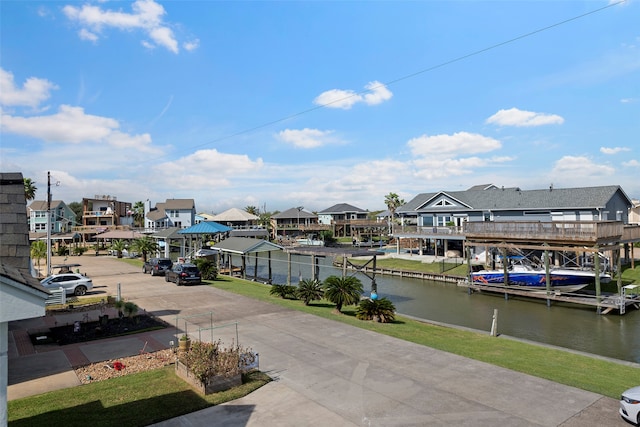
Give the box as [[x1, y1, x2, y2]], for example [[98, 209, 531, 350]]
[[208, 276, 640, 399], [8, 368, 270, 426]]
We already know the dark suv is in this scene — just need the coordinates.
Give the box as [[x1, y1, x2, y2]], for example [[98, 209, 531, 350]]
[[165, 263, 202, 286], [143, 258, 173, 276]]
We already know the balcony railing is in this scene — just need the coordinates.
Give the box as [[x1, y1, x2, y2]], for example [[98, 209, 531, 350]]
[[392, 225, 464, 235], [463, 221, 623, 243], [83, 211, 117, 218]]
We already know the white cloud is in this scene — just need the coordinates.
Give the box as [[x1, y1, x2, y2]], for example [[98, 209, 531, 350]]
[[314, 80, 392, 110], [0, 68, 57, 109], [600, 146, 631, 154], [277, 128, 339, 148], [183, 39, 200, 52], [407, 132, 501, 157], [486, 107, 564, 127], [153, 149, 264, 190], [551, 155, 615, 178], [78, 28, 98, 42], [0, 105, 153, 150], [63, 0, 188, 54], [623, 159, 640, 167]]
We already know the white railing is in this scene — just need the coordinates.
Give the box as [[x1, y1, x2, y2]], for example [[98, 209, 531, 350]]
[[45, 287, 66, 305]]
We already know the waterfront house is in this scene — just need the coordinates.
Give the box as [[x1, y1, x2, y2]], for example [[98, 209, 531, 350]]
[[144, 199, 196, 230]]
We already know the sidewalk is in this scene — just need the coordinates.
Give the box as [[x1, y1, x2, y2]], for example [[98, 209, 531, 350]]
[[8, 255, 624, 426]]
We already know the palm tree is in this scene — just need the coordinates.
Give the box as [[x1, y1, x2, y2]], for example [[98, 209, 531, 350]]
[[110, 239, 126, 258], [30, 240, 47, 276], [23, 178, 37, 201], [297, 278, 324, 305], [356, 297, 396, 323], [323, 275, 363, 313], [245, 205, 259, 216], [131, 236, 158, 262], [133, 201, 145, 228], [384, 192, 405, 233]]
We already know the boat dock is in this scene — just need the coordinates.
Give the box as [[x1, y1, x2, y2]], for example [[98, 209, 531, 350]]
[[465, 282, 640, 314]]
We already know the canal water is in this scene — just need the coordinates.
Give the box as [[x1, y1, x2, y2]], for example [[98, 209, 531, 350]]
[[244, 251, 640, 363]]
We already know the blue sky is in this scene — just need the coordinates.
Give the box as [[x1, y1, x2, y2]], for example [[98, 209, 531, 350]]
[[1, 0, 638, 214]]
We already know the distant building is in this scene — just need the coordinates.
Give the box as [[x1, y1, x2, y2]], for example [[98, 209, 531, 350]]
[[145, 199, 196, 230], [81, 195, 133, 234], [27, 200, 76, 233]]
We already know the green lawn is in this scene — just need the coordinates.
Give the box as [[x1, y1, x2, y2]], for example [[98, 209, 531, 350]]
[[209, 275, 640, 399], [8, 369, 270, 426]]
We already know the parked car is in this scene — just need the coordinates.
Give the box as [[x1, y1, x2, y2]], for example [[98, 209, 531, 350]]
[[40, 273, 93, 296], [620, 386, 640, 425], [143, 258, 173, 276], [165, 263, 201, 286]]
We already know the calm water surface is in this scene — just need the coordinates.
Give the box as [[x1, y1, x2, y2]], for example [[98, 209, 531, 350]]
[[247, 251, 640, 363]]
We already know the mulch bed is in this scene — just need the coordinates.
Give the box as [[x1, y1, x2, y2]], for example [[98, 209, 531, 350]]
[[30, 314, 168, 346]]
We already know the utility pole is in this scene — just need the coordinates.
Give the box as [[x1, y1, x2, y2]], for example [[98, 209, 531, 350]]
[[46, 171, 52, 276]]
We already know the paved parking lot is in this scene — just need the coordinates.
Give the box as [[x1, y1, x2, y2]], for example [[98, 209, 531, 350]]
[[9, 255, 625, 426]]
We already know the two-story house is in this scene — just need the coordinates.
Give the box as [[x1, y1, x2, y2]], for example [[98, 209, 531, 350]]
[[270, 207, 321, 240], [81, 195, 133, 235], [318, 203, 383, 238], [395, 184, 635, 258], [145, 199, 196, 230], [27, 200, 76, 233]]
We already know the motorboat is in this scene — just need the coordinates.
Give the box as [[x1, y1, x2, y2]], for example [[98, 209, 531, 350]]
[[471, 263, 611, 293]]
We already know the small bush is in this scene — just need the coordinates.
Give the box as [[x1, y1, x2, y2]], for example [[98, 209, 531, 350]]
[[356, 297, 396, 323], [193, 258, 218, 280], [269, 284, 298, 299], [56, 246, 70, 256], [73, 246, 87, 256]]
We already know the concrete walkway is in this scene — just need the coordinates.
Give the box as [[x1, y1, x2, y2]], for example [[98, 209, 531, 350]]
[[8, 256, 624, 426]]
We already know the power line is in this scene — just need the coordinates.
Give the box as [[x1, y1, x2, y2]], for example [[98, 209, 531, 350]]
[[157, 1, 626, 158]]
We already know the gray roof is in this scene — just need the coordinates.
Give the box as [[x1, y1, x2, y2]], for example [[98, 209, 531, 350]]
[[272, 207, 317, 219], [214, 237, 283, 254], [399, 185, 631, 213], [28, 200, 65, 211], [319, 203, 366, 214], [151, 227, 184, 239]]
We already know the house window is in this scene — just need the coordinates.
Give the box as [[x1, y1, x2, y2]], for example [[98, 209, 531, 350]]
[[169, 210, 179, 217], [434, 199, 454, 207], [35, 223, 46, 231], [436, 215, 452, 226], [174, 221, 182, 228]]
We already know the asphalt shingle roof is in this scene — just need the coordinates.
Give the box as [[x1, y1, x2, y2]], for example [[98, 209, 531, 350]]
[[399, 185, 629, 213]]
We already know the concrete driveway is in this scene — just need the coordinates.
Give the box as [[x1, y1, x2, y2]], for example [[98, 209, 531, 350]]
[[12, 255, 625, 426]]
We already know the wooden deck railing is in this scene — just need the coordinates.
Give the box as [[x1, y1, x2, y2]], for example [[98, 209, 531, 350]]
[[463, 221, 623, 243]]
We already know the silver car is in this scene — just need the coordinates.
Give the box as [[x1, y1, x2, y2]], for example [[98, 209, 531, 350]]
[[41, 273, 93, 296]]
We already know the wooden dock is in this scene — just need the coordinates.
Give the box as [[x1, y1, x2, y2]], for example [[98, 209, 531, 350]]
[[465, 282, 640, 314]]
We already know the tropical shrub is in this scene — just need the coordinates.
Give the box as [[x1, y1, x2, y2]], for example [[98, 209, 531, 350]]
[[323, 275, 363, 313], [73, 246, 87, 256], [356, 297, 396, 323], [269, 284, 298, 299], [56, 246, 70, 256], [193, 258, 218, 280], [296, 278, 324, 305]]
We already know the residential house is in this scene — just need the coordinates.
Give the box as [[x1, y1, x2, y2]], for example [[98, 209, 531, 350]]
[[195, 212, 216, 224], [81, 195, 133, 235], [317, 203, 383, 238], [270, 207, 321, 240], [211, 207, 259, 229], [145, 199, 196, 230], [395, 184, 635, 258], [0, 173, 50, 423], [27, 200, 76, 233], [397, 184, 633, 228]]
